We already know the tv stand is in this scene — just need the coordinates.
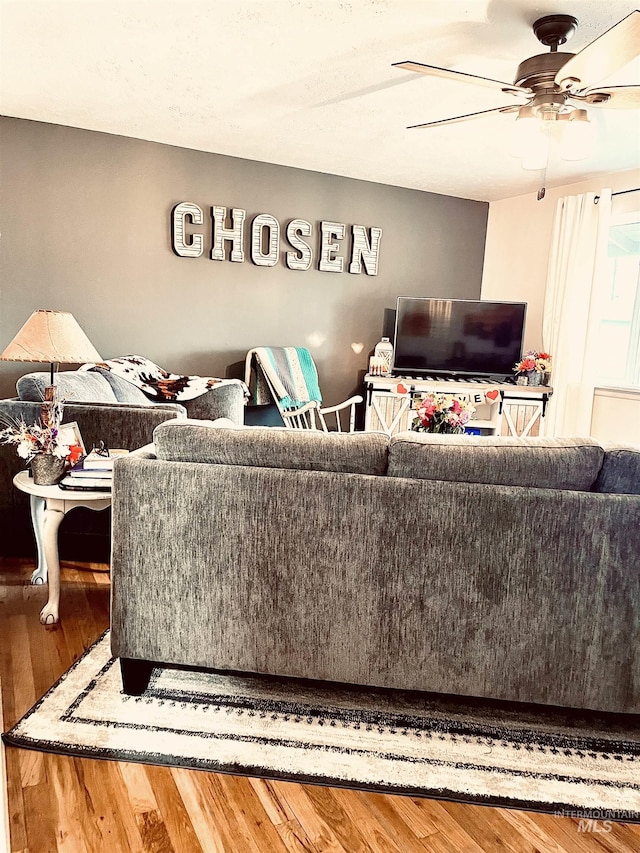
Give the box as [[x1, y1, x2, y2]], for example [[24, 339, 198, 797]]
[[364, 374, 553, 437]]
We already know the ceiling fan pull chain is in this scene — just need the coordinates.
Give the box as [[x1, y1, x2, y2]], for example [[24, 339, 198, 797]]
[[537, 162, 548, 201]]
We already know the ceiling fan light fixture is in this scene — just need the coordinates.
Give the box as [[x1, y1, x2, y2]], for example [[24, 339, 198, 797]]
[[560, 109, 595, 161], [511, 105, 549, 168], [511, 100, 594, 170], [509, 105, 539, 157]]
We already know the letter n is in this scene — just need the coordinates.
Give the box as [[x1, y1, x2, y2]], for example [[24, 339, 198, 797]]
[[349, 225, 382, 275]]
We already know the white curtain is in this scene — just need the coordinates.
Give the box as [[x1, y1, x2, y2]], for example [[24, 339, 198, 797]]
[[542, 190, 612, 436]]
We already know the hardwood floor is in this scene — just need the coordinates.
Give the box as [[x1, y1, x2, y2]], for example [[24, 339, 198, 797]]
[[1, 557, 639, 853]]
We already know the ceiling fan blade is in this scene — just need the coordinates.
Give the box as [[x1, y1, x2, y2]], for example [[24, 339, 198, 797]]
[[555, 10, 640, 90], [407, 105, 520, 130], [393, 61, 531, 97], [582, 85, 640, 109]]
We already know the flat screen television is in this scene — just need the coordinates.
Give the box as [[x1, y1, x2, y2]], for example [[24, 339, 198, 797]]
[[392, 297, 527, 380]]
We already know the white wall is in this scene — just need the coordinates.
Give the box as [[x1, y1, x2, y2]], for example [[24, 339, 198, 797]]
[[481, 168, 639, 349], [591, 387, 640, 444], [481, 168, 640, 444]]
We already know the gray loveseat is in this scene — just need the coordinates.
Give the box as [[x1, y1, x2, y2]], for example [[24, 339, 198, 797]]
[[0, 370, 245, 556], [110, 423, 640, 713]]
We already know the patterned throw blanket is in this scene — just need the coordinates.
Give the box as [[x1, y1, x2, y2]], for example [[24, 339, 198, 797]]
[[85, 355, 248, 402], [244, 347, 322, 409]]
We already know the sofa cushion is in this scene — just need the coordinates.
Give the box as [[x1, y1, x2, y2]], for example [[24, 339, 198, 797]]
[[387, 433, 604, 491], [154, 421, 389, 475], [594, 444, 640, 495], [91, 367, 151, 405], [17, 371, 118, 404]]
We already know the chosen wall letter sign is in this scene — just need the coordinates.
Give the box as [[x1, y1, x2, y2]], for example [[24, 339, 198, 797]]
[[172, 202, 204, 258], [211, 206, 246, 263], [171, 203, 381, 274]]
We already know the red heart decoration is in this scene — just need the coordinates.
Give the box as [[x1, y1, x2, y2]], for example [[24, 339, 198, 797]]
[[486, 389, 499, 401], [397, 383, 408, 394]]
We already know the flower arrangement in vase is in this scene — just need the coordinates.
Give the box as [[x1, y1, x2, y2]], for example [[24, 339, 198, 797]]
[[514, 351, 551, 386], [411, 393, 475, 434], [0, 397, 72, 484]]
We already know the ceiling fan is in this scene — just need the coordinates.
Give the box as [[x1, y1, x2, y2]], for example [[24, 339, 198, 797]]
[[393, 10, 640, 180]]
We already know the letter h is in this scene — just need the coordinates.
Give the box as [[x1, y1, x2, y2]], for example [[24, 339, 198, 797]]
[[211, 206, 246, 262]]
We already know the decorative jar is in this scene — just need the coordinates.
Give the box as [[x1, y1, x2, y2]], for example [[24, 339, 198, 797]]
[[374, 337, 394, 375], [31, 454, 66, 486]]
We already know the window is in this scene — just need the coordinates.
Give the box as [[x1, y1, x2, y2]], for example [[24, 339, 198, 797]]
[[595, 209, 640, 388]]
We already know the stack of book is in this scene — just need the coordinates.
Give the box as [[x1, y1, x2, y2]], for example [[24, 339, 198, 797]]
[[59, 449, 129, 491]]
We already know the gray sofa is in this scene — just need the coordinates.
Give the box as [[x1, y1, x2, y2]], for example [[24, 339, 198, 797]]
[[110, 423, 640, 713], [0, 370, 245, 556]]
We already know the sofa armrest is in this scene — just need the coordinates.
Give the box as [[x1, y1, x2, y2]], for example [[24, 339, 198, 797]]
[[179, 383, 246, 424], [594, 442, 640, 495]]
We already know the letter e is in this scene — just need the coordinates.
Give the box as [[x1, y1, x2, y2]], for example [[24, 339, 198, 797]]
[[319, 221, 345, 273]]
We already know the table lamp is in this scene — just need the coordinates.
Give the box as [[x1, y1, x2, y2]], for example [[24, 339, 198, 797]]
[[0, 309, 102, 404]]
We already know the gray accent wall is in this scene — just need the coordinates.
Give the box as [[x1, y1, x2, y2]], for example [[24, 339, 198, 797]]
[[0, 117, 488, 406]]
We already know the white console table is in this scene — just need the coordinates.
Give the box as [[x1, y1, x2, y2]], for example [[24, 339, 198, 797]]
[[363, 374, 553, 437]]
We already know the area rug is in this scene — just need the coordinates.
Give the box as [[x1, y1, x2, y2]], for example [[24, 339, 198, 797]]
[[3, 632, 639, 821]]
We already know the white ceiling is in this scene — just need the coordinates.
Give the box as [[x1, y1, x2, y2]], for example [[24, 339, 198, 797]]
[[1, 0, 639, 202]]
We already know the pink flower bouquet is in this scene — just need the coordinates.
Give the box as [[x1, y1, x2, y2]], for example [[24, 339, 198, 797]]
[[412, 393, 475, 434]]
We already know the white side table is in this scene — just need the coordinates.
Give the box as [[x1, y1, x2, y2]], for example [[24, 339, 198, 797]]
[[13, 471, 111, 625]]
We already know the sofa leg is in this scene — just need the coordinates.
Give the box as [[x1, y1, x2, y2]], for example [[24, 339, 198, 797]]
[[120, 657, 154, 695]]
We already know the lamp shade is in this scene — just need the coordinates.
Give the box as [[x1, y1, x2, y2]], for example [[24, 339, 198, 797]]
[[0, 310, 102, 365]]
